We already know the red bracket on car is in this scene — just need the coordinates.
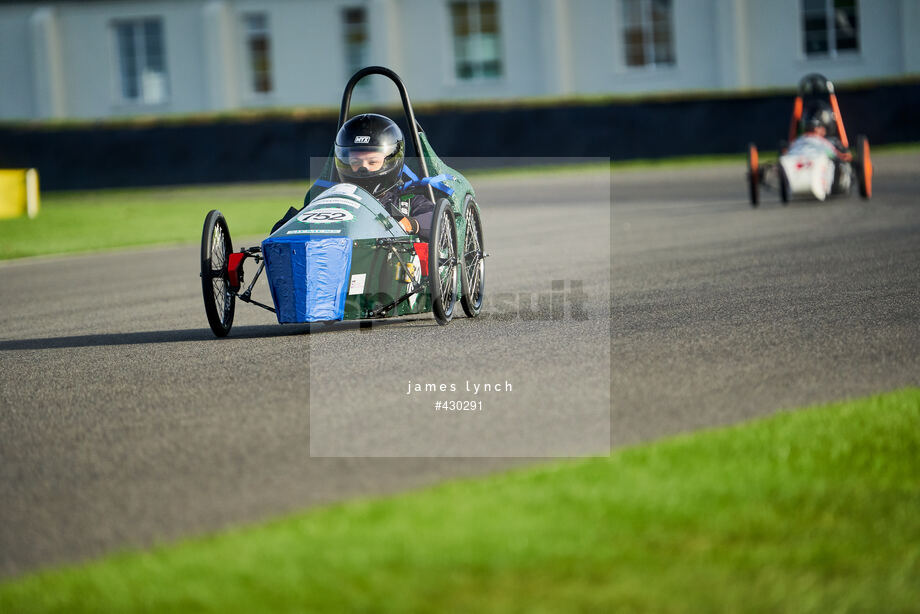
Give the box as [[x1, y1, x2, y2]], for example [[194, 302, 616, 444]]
[[413, 242, 429, 276], [227, 252, 246, 290]]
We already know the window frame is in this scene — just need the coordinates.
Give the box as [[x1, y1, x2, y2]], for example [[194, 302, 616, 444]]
[[619, 0, 676, 71], [241, 11, 275, 97], [448, 0, 505, 82], [341, 6, 370, 87], [110, 17, 170, 106], [801, 0, 861, 59]]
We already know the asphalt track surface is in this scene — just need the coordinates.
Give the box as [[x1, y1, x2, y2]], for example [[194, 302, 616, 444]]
[[1, 152, 918, 576]]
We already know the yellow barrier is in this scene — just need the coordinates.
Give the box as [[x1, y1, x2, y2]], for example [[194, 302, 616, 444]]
[[0, 169, 40, 219]]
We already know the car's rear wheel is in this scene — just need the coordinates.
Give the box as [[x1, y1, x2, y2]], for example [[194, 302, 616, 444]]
[[201, 210, 235, 337], [460, 197, 485, 318], [747, 143, 760, 207], [429, 199, 458, 326], [778, 163, 790, 205], [855, 135, 872, 199]]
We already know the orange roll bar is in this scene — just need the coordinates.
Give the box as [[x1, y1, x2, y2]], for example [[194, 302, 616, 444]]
[[789, 97, 803, 144], [829, 94, 849, 149]]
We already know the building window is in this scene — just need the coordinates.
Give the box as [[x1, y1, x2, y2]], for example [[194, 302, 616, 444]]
[[243, 13, 273, 94], [802, 0, 859, 56], [449, 1, 503, 80], [342, 7, 368, 83], [621, 0, 674, 68], [113, 18, 168, 104]]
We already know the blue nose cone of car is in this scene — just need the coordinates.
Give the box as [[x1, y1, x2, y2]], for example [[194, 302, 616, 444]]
[[262, 236, 353, 322], [261, 183, 407, 323]]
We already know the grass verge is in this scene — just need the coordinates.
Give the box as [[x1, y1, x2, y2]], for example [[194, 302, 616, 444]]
[[1, 388, 918, 613], [0, 182, 305, 260]]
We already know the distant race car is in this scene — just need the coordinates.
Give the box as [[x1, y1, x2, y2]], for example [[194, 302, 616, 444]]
[[746, 73, 872, 206], [199, 66, 486, 337]]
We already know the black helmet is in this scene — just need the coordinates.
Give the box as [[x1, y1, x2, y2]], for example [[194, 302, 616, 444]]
[[334, 114, 405, 196], [802, 101, 835, 134]]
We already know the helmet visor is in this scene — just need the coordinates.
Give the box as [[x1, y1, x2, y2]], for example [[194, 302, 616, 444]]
[[335, 143, 403, 181]]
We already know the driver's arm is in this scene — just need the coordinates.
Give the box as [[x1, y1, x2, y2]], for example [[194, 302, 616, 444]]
[[405, 195, 434, 241], [828, 137, 852, 161], [398, 217, 420, 233]]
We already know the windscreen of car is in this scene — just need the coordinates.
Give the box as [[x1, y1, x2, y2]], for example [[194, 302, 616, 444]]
[[268, 183, 408, 240]]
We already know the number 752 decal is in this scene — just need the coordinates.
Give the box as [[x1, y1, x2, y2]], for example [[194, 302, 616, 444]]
[[297, 208, 355, 223]]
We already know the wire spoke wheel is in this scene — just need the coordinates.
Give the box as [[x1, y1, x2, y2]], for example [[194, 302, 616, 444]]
[[460, 197, 485, 317], [201, 210, 235, 337], [437, 209, 456, 309], [429, 199, 457, 325]]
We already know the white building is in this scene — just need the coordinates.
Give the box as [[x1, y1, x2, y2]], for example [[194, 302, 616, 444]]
[[0, 0, 917, 121]]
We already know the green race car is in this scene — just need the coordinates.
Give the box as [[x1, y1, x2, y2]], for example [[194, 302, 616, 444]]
[[200, 66, 486, 337]]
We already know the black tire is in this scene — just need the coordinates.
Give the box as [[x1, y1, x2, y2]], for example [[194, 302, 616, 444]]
[[746, 143, 760, 207], [460, 196, 485, 318], [429, 199, 458, 326], [855, 135, 872, 199], [201, 210, 235, 337], [778, 163, 790, 205]]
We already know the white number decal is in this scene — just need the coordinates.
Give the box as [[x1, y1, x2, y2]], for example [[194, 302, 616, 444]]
[[297, 207, 355, 224]]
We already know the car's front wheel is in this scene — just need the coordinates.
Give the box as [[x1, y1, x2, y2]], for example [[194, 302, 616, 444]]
[[855, 134, 872, 200], [200, 210, 235, 337], [429, 199, 458, 326]]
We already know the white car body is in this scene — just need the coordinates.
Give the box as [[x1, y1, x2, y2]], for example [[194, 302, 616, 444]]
[[778, 136, 841, 201]]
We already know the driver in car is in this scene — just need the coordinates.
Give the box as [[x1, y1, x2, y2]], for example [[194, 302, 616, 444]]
[[789, 101, 853, 193], [333, 113, 435, 240], [797, 102, 852, 162]]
